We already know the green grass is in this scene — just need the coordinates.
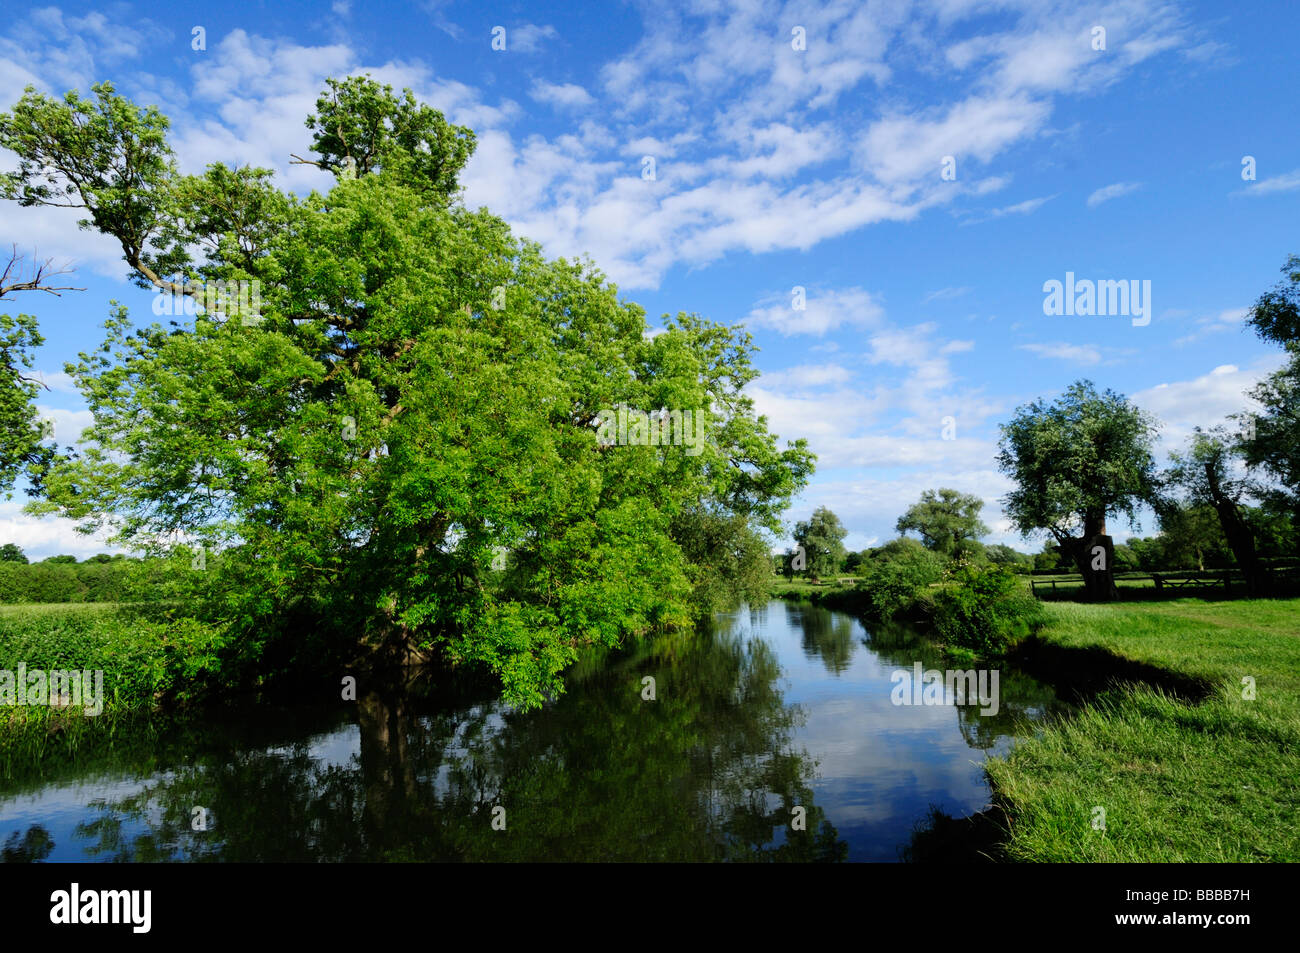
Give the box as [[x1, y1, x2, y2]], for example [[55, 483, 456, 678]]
[[768, 575, 854, 594], [0, 602, 218, 771], [986, 598, 1300, 861]]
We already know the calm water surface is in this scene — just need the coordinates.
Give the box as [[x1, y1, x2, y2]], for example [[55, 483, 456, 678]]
[[0, 601, 1063, 862]]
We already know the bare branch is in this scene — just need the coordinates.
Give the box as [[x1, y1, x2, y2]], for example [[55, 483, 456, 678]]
[[0, 246, 84, 300]]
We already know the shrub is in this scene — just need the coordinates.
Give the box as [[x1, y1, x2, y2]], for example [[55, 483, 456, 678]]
[[861, 547, 945, 620], [933, 564, 1044, 652]]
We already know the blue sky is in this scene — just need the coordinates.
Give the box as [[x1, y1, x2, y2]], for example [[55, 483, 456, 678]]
[[1, 0, 1297, 558]]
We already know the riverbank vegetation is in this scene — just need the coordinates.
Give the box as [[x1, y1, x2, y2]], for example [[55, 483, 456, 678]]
[[0, 602, 217, 771], [986, 598, 1300, 862]]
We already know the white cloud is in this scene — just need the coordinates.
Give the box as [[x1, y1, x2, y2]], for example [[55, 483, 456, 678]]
[[1, 3, 1196, 291], [0, 502, 119, 560], [923, 286, 971, 303], [760, 364, 856, 392], [1132, 358, 1285, 454], [1172, 307, 1249, 346], [508, 24, 558, 53], [33, 370, 79, 394], [530, 80, 594, 109], [34, 406, 93, 445], [1087, 181, 1141, 207], [1238, 168, 1300, 196], [858, 94, 1051, 186], [743, 287, 884, 337], [958, 193, 1056, 225]]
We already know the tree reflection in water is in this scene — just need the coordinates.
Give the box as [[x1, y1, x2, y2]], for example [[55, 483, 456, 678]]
[[56, 620, 847, 862]]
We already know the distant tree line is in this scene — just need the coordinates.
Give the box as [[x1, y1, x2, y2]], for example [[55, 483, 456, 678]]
[[779, 254, 1300, 601], [0, 546, 197, 603]]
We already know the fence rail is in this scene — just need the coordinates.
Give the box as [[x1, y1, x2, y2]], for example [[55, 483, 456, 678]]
[[1028, 568, 1293, 597]]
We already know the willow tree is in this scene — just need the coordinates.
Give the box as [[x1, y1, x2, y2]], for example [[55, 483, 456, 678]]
[[896, 487, 990, 558], [997, 380, 1160, 600], [0, 76, 813, 706]]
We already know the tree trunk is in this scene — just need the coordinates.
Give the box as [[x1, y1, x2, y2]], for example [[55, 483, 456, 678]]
[[1057, 520, 1117, 602], [1204, 462, 1263, 597]]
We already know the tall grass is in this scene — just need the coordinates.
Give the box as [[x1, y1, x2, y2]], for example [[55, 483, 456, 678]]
[[0, 602, 219, 773], [986, 599, 1300, 861]]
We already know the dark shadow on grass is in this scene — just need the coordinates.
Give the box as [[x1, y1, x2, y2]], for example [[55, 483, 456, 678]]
[[1006, 635, 1215, 705]]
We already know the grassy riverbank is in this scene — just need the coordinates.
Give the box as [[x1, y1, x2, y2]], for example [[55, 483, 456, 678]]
[[771, 579, 1299, 861], [0, 603, 214, 770], [987, 598, 1300, 862]]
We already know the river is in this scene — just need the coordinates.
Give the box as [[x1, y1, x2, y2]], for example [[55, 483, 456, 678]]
[[0, 600, 1064, 862]]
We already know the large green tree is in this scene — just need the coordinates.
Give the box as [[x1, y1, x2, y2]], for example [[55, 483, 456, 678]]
[[0, 542, 27, 563], [997, 380, 1160, 600], [792, 506, 848, 581], [0, 77, 813, 707], [895, 487, 989, 558]]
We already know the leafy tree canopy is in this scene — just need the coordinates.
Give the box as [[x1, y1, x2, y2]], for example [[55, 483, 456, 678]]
[[792, 506, 847, 580], [998, 379, 1160, 542], [1246, 253, 1300, 349], [0, 76, 813, 707], [997, 380, 1160, 598], [1240, 255, 1300, 518], [0, 542, 27, 563], [895, 487, 989, 557]]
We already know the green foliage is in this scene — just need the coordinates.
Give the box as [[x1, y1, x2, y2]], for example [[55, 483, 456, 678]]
[[792, 506, 847, 580], [0, 554, 199, 604], [866, 536, 926, 563], [1111, 542, 1141, 572], [305, 74, 476, 200], [0, 543, 26, 563], [1245, 253, 1300, 347], [998, 380, 1160, 540], [674, 509, 774, 615], [1119, 536, 1164, 571], [1, 77, 813, 709], [0, 602, 225, 725], [0, 83, 184, 290], [859, 545, 944, 620], [1240, 255, 1300, 524], [896, 487, 990, 556], [932, 564, 1043, 652], [1155, 502, 1234, 569], [984, 543, 1033, 573], [0, 312, 50, 496]]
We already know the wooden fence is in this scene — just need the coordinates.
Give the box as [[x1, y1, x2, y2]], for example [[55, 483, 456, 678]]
[[1029, 568, 1276, 597]]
